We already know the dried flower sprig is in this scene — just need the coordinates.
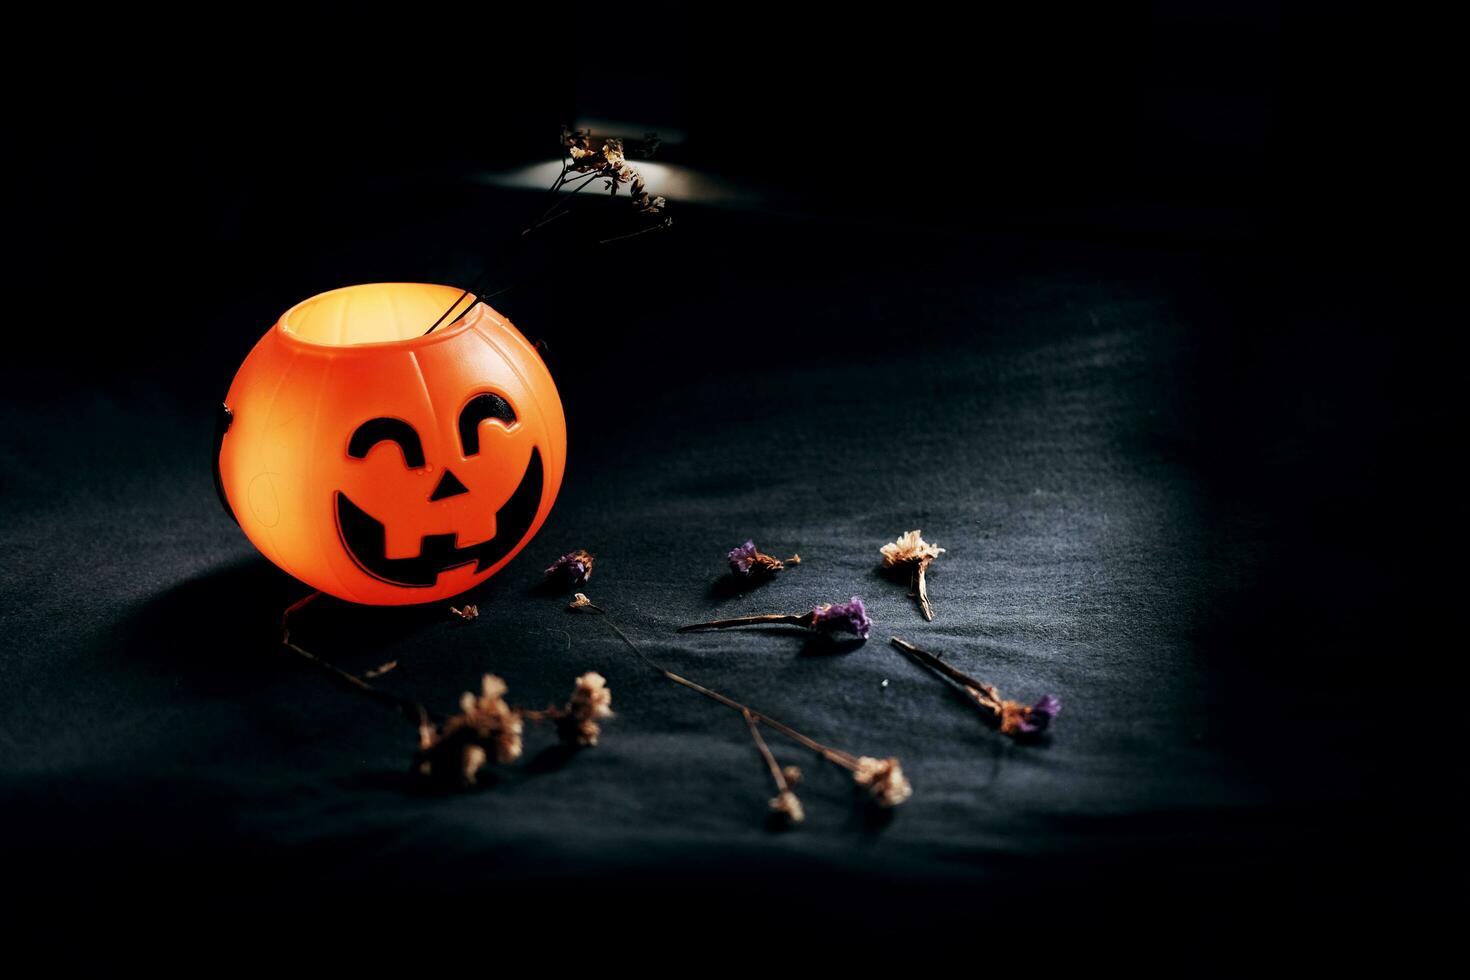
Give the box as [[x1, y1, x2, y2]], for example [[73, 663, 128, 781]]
[[416, 673, 525, 785], [744, 709, 803, 826], [728, 539, 801, 578], [423, 127, 671, 336], [570, 594, 909, 814], [561, 127, 672, 240], [545, 549, 595, 587], [450, 604, 479, 621], [416, 671, 617, 786], [279, 591, 609, 791], [550, 671, 615, 747], [889, 636, 1060, 739], [677, 596, 872, 640], [281, 592, 432, 728], [880, 530, 945, 621]]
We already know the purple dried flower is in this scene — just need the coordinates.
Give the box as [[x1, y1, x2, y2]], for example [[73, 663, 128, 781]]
[[1016, 694, 1061, 734], [728, 539, 758, 576], [545, 549, 594, 586], [811, 597, 872, 639], [726, 539, 800, 577]]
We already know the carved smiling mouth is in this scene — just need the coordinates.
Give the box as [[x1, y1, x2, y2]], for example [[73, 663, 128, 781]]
[[335, 447, 544, 588]]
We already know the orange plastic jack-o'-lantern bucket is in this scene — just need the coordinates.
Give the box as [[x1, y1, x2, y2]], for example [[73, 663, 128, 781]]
[[214, 283, 566, 605]]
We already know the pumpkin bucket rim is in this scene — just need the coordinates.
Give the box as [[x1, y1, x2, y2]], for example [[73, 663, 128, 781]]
[[276, 282, 496, 352]]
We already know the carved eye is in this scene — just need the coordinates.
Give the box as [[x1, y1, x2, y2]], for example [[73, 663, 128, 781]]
[[348, 418, 425, 468], [458, 393, 517, 456]]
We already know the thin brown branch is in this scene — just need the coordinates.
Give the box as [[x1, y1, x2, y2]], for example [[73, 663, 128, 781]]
[[889, 635, 1002, 714], [914, 559, 935, 621], [743, 710, 789, 794], [280, 592, 432, 728], [676, 613, 809, 633], [574, 603, 859, 769]]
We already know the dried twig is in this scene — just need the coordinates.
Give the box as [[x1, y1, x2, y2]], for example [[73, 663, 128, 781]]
[[889, 636, 1060, 737], [677, 597, 871, 639], [570, 595, 910, 808]]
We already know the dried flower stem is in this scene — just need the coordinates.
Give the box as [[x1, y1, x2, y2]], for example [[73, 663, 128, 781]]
[[676, 613, 810, 633], [422, 160, 581, 337], [914, 558, 935, 621], [743, 709, 792, 794], [890, 635, 1060, 736], [575, 601, 861, 770], [281, 592, 432, 728], [425, 129, 667, 336], [597, 222, 671, 245], [890, 635, 982, 692]]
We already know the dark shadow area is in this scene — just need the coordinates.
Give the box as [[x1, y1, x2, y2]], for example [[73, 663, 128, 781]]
[[707, 573, 781, 599], [798, 634, 869, 657]]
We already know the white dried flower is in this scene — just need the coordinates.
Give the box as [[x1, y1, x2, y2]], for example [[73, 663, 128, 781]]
[[559, 671, 615, 747], [880, 530, 945, 621], [769, 790, 805, 824], [880, 529, 945, 566]]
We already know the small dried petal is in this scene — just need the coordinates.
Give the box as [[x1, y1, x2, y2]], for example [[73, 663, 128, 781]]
[[728, 539, 758, 575], [462, 744, 487, 784], [481, 674, 508, 701], [568, 593, 593, 610], [450, 604, 479, 621], [727, 539, 792, 576], [769, 790, 805, 824], [1008, 694, 1061, 735], [493, 715, 524, 764]]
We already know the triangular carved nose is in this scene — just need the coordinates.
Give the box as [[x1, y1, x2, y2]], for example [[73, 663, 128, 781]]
[[429, 469, 470, 501]]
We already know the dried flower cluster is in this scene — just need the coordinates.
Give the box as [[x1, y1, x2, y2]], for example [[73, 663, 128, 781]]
[[727, 539, 801, 578], [422, 127, 674, 336], [556, 671, 614, 747], [545, 549, 595, 587], [449, 604, 479, 621], [576, 592, 907, 827], [811, 597, 873, 639], [890, 636, 1060, 740], [415, 672, 615, 787], [562, 128, 668, 217], [852, 756, 914, 808], [416, 674, 524, 785], [880, 530, 945, 621]]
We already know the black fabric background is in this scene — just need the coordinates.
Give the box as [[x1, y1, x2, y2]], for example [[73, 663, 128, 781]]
[[0, 6, 1449, 958]]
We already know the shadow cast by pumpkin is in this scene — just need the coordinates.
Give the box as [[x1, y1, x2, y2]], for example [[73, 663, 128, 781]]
[[114, 556, 588, 795], [115, 555, 318, 698], [116, 555, 480, 693]]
